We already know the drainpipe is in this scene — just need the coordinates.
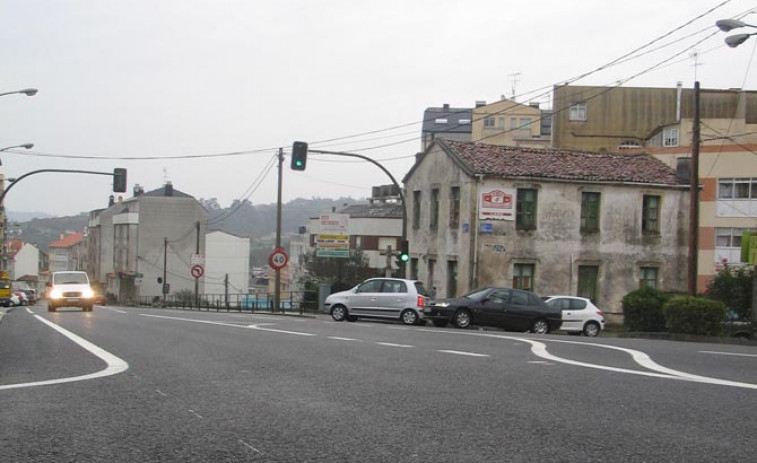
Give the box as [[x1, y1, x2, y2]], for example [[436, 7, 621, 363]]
[[472, 175, 484, 289]]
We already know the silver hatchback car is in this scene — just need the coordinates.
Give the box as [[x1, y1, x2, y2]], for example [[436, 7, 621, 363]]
[[325, 278, 430, 325]]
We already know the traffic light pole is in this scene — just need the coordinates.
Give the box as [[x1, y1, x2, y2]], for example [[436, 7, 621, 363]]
[[274, 148, 284, 312], [0, 168, 127, 272], [308, 149, 407, 277]]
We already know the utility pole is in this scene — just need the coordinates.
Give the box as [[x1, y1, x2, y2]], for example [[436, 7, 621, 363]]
[[274, 148, 284, 312], [163, 237, 168, 305], [224, 273, 229, 308], [194, 221, 200, 306], [688, 81, 701, 296]]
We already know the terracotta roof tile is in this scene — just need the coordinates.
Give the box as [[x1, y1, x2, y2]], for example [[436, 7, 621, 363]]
[[48, 232, 84, 248], [444, 140, 685, 185]]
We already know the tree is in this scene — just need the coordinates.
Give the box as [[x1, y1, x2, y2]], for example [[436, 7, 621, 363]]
[[705, 262, 753, 321], [303, 248, 379, 290]]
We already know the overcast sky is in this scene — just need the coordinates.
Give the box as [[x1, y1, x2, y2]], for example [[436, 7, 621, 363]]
[[2, 0, 756, 217]]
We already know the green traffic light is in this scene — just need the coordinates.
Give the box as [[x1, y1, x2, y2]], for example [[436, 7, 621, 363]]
[[399, 253, 410, 263]]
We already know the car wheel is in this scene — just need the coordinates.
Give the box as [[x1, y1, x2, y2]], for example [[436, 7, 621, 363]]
[[531, 318, 550, 334], [583, 321, 601, 337], [400, 309, 419, 325], [432, 320, 449, 328], [331, 305, 347, 322], [453, 309, 471, 329]]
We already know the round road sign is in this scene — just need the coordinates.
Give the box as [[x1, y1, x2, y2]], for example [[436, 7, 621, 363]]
[[191, 264, 204, 279], [269, 247, 289, 270]]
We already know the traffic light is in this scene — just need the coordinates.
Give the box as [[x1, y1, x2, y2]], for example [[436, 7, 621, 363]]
[[113, 168, 127, 193], [399, 239, 410, 263], [291, 141, 308, 171]]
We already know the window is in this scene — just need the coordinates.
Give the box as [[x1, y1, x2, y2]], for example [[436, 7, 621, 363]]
[[718, 178, 757, 199], [484, 116, 495, 128], [512, 263, 534, 291], [382, 280, 407, 293], [518, 118, 532, 130], [428, 259, 436, 296], [663, 127, 679, 147], [410, 258, 419, 280], [449, 186, 460, 228], [430, 188, 440, 229], [497, 117, 505, 128], [577, 266, 598, 302], [459, 119, 471, 124], [581, 192, 601, 233], [510, 118, 518, 130], [510, 290, 530, 306], [357, 280, 383, 293], [716, 228, 751, 248], [413, 190, 421, 229], [569, 102, 587, 121], [639, 267, 659, 289], [516, 189, 538, 231], [642, 195, 660, 233], [434, 118, 448, 124], [447, 261, 458, 298], [619, 140, 641, 149]]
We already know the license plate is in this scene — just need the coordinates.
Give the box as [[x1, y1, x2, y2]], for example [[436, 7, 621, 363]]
[[66, 298, 80, 303]]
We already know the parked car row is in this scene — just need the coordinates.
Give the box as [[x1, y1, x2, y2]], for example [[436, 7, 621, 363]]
[[325, 278, 606, 336], [0, 289, 39, 307]]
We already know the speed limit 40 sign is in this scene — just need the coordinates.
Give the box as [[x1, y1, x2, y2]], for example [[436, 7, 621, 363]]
[[269, 247, 289, 270]]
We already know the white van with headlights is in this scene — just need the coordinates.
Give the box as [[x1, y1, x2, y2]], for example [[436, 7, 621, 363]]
[[47, 271, 95, 312]]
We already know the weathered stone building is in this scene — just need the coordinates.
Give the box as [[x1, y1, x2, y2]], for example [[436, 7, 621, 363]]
[[403, 139, 690, 322]]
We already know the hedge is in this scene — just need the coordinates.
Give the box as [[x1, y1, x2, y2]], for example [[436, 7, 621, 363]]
[[622, 286, 669, 332], [663, 296, 728, 336]]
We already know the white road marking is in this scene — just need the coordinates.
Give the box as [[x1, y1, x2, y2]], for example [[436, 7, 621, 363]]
[[26, 307, 34, 314], [239, 439, 265, 455], [700, 350, 757, 358], [438, 350, 489, 358], [156, 389, 168, 397], [418, 328, 757, 390], [188, 409, 204, 419], [102, 307, 127, 314], [328, 336, 361, 342], [139, 313, 316, 337], [375, 342, 413, 348], [0, 315, 129, 391], [528, 360, 552, 364]]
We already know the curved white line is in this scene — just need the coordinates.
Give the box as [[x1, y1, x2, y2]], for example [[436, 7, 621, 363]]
[[140, 313, 316, 336], [0, 315, 129, 391], [419, 328, 757, 390]]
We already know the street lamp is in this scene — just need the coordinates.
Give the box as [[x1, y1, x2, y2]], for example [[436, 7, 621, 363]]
[[0, 88, 38, 98], [716, 18, 757, 48], [0, 144, 34, 166]]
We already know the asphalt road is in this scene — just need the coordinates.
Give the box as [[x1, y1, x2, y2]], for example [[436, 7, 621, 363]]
[[1, 304, 756, 462]]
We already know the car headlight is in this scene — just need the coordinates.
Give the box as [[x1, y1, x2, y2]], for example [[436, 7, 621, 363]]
[[83, 288, 94, 298], [50, 289, 62, 299]]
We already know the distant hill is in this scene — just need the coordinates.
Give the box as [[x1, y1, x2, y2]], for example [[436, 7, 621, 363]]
[[14, 197, 361, 264], [6, 210, 55, 222]]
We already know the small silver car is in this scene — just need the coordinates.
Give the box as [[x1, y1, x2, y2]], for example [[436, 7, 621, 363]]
[[325, 278, 430, 325]]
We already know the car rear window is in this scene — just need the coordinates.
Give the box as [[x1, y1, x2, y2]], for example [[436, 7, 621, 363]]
[[414, 282, 429, 297]]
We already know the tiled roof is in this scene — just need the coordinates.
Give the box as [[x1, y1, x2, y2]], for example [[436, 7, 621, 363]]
[[443, 140, 685, 185], [49, 232, 84, 248], [339, 202, 403, 219]]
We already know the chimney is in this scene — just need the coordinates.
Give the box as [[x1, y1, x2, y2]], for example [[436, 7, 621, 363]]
[[529, 102, 540, 108], [164, 181, 173, 197], [108, 195, 115, 207], [676, 82, 683, 122], [475, 100, 486, 107], [133, 184, 144, 197], [676, 157, 691, 183], [442, 103, 449, 111]]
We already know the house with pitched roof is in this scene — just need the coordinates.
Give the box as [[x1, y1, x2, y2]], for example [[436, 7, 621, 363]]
[[88, 182, 207, 303], [48, 232, 86, 273], [4, 239, 42, 289], [403, 139, 690, 323]]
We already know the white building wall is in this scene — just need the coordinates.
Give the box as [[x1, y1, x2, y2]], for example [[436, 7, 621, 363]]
[[205, 231, 250, 296], [13, 244, 39, 280]]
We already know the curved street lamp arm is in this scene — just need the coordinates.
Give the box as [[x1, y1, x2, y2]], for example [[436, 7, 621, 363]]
[[308, 149, 407, 242], [0, 168, 115, 205]]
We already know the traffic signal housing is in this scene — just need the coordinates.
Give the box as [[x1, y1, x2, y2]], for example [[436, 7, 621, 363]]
[[399, 239, 410, 263], [291, 141, 308, 171], [113, 168, 127, 193]]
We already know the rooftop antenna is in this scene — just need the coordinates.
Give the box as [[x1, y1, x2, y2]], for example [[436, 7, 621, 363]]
[[690, 50, 703, 81], [162, 167, 169, 183], [508, 72, 521, 101]]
